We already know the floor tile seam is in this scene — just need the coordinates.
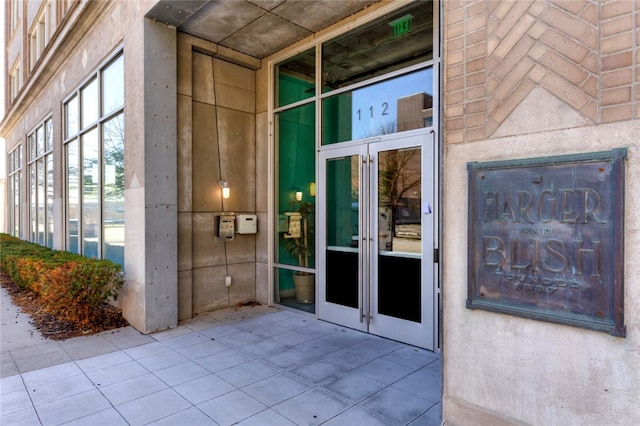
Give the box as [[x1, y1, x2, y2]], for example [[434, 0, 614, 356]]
[[0, 375, 37, 418], [153, 404, 217, 425], [352, 382, 440, 423], [67, 363, 129, 412], [26, 371, 102, 408], [230, 339, 288, 360], [149, 361, 211, 389], [103, 379, 173, 410], [71, 406, 129, 425], [124, 343, 174, 360], [174, 340, 235, 359], [270, 386, 355, 425], [387, 380, 443, 404], [2, 350, 23, 382], [75, 350, 139, 375], [228, 386, 272, 412], [190, 385, 253, 412], [352, 386, 423, 425], [0, 405, 40, 424], [110, 386, 196, 424], [81, 356, 154, 392], [322, 400, 392, 425], [31, 385, 113, 423], [59, 345, 122, 367], [0, 375, 24, 395]]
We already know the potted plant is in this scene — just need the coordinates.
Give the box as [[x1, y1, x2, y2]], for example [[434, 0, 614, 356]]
[[283, 200, 315, 303]]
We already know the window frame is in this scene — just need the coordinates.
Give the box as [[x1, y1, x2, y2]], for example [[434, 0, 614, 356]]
[[10, 0, 21, 32], [27, 117, 54, 247], [29, 1, 52, 71], [270, 0, 440, 310], [63, 49, 125, 266], [10, 57, 22, 100], [8, 144, 23, 238]]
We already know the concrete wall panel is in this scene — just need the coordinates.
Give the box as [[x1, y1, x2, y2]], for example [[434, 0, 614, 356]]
[[192, 52, 216, 105], [255, 111, 269, 213], [225, 234, 256, 264], [177, 94, 193, 211], [192, 212, 227, 268], [255, 261, 269, 305], [192, 102, 221, 212], [192, 265, 230, 313], [228, 262, 257, 306], [217, 107, 256, 213], [256, 66, 268, 114], [178, 212, 192, 271], [178, 270, 193, 321], [213, 59, 255, 113], [256, 212, 268, 263]]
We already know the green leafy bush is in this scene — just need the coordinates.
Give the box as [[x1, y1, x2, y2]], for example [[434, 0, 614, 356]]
[[0, 234, 124, 326]]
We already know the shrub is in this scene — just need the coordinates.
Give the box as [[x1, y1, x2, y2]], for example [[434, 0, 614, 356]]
[[0, 234, 125, 326]]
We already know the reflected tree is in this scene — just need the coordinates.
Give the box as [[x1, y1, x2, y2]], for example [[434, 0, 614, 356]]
[[103, 113, 125, 200], [378, 147, 421, 240]]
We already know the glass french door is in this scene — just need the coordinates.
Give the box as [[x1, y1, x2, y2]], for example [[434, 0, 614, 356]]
[[318, 130, 437, 350]]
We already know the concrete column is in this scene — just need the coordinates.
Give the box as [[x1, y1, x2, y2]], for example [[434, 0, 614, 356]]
[[142, 20, 178, 332], [121, 18, 178, 333]]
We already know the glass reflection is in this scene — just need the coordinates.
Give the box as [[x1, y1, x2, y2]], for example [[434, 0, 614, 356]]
[[66, 141, 80, 253], [323, 68, 432, 144], [322, 1, 433, 91], [81, 79, 99, 129], [37, 158, 45, 245], [46, 155, 54, 248], [82, 130, 99, 258], [46, 118, 53, 151], [30, 165, 36, 242], [103, 114, 125, 267], [103, 55, 124, 115], [378, 147, 421, 254], [275, 48, 315, 108], [66, 96, 79, 138]]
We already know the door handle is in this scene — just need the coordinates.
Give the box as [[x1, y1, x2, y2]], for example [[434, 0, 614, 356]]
[[359, 154, 365, 323]]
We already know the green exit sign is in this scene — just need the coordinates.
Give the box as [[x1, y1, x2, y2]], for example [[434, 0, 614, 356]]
[[389, 14, 414, 37]]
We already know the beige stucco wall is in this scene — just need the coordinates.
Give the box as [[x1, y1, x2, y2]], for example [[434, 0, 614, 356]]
[[442, 1, 640, 424], [443, 119, 640, 425]]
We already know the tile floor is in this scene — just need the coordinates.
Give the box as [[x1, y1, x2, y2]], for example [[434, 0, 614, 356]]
[[1, 306, 441, 425]]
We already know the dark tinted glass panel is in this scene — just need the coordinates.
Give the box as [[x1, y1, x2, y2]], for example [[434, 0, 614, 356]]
[[378, 255, 421, 322], [276, 48, 315, 108], [275, 104, 316, 268], [322, 1, 433, 91], [326, 250, 359, 308]]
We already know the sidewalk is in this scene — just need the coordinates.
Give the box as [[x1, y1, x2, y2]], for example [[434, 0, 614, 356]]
[[1, 286, 441, 425]]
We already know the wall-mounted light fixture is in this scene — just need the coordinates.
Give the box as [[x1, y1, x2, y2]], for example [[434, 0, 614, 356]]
[[219, 180, 230, 199], [309, 182, 316, 197], [295, 190, 303, 202]]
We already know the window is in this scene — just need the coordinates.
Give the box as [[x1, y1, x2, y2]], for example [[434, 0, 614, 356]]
[[28, 119, 54, 247], [272, 1, 435, 312], [8, 145, 23, 238], [10, 57, 22, 100], [64, 52, 124, 266], [60, 0, 74, 17], [10, 0, 21, 32], [29, 1, 52, 70]]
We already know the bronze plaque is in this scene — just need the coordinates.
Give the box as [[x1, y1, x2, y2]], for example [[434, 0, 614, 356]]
[[467, 149, 626, 337]]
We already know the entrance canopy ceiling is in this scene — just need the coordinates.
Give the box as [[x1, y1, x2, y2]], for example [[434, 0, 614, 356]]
[[146, 0, 380, 59]]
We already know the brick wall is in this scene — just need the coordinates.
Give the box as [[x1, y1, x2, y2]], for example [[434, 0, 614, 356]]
[[443, 0, 639, 143]]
